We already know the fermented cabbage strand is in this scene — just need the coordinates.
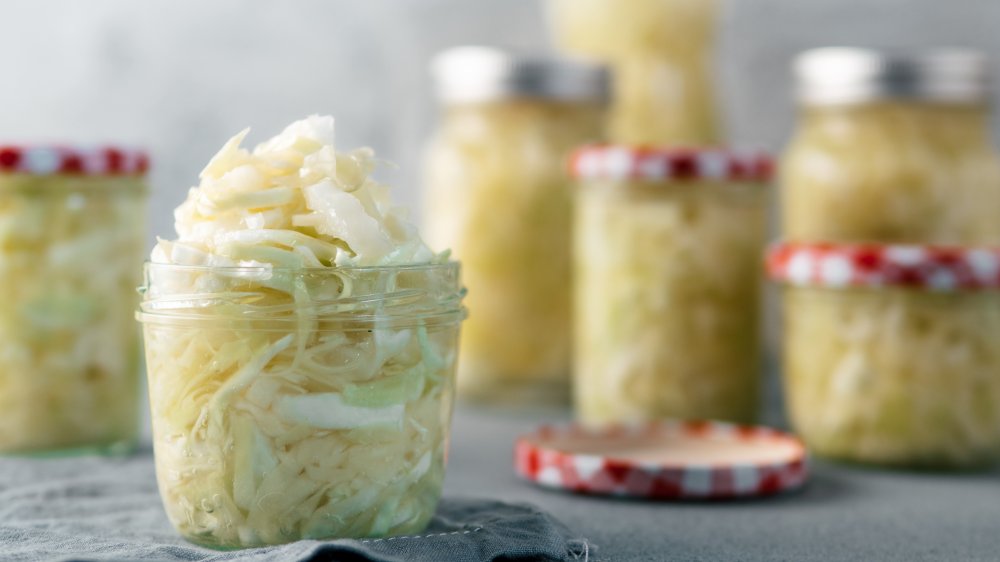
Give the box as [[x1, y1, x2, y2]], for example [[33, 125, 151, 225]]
[[155, 115, 435, 269]]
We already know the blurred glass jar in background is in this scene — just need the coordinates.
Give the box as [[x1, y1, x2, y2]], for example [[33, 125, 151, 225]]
[[424, 47, 607, 405], [0, 146, 148, 454], [783, 48, 1000, 244], [571, 147, 770, 426], [547, 0, 719, 145], [769, 242, 1000, 469]]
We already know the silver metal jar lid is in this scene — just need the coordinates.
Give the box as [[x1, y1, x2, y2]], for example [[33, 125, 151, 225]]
[[430, 46, 609, 104], [794, 47, 991, 105]]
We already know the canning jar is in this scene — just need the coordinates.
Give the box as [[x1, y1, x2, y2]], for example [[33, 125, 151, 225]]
[[769, 242, 1000, 469], [783, 48, 1000, 244], [138, 262, 465, 548], [571, 146, 771, 426], [424, 47, 606, 404], [0, 145, 148, 454], [547, 0, 719, 145]]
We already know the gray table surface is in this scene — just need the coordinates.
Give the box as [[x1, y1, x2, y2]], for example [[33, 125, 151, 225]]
[[447, 405, 1000, 562], [6, 403, 999, 561]]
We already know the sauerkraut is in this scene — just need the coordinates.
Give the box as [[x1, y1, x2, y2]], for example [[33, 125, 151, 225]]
[[574, 181, 765, 425], [782, 104, 1000, 244], [783, 288, 1000, 468], [0, 174, 145, 453], [140, 116, 464, 548], [423, 101, 601, 403], [547, 0, 719, 145]]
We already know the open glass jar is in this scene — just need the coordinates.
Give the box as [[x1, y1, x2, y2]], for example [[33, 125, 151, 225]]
[[769, 242, 1000, 469], [783, 48, 1000, 244], [424, 47, 606, 404], [137, 262, 465, 548], [548, 0, 719, 145], [0, 145, 148, 454], [571, 147, 771, 426]]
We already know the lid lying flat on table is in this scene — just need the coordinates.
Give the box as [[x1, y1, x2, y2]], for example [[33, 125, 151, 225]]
[[430, 46, 609, 104], [569, 145, 773, 182], [515, 420, 808, 500], [0, 145, 149, 176], [767, 241, 1000, 291]]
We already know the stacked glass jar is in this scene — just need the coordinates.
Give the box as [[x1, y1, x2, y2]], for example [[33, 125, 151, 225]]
[[547, 0, 720, 145], [776, 48, 1000, 469], [424, 47, 607, 405]]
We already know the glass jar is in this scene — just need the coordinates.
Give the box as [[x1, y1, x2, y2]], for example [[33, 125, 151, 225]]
[[571, 147, 771, 426], [769, 242, 1000, 469], [424, 47, 606, 404], [547, 0, 719, 145], [783, 48, 1000, 244], [0, 145, 148, 454], [137, 262, 466, 548]]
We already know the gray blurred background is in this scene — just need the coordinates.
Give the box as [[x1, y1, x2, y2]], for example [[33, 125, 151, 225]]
[[1, 0, 999, 242]]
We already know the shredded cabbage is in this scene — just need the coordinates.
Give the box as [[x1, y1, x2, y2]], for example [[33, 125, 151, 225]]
[[783, 288, 1000, 468], [157, 115, 434, 269], [142, 116, 462, 548], [0, 175, 144, 453], [547, 0, 719, 144], [782, 104, 1000, 244], [423, 101, 602, 403], [574, 180, 765, 425]]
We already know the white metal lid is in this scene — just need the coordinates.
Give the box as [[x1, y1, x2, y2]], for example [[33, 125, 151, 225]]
[[794, 47, 991, 106], [430, 46, 609, 104]]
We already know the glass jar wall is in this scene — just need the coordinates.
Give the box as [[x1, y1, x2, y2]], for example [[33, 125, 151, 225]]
[[548, 0, 719, 145], [424, 47, 606, 404], [0, 146, 148, 454], [571, 147, 770, 426], [769, 242, 1000, 469], [782, 48, 1000, 244], [138, 263, 466, 548]]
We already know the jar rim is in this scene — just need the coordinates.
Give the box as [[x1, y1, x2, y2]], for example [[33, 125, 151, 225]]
[[134, 309, 467, 330], [137, 260, 467, 328], [143, 260, 461, 274]]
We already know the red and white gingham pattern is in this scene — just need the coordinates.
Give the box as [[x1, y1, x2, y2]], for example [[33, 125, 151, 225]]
[[0, 145, 149, 176], [767, 242, 1000, 291], [515, 421, 808, 500], [569, 145, 773, 182]]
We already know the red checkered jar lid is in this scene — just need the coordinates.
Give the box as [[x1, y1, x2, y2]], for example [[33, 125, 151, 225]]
[[0, 145, 149, 176], [767, 241, 1000, 291], [569, 145, 773, 182], [515, 420, 808, 500]]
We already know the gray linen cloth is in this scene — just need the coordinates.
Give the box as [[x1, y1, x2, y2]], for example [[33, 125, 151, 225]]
[[0, 450, 591, 562]]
